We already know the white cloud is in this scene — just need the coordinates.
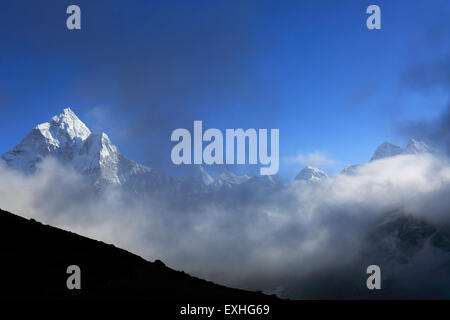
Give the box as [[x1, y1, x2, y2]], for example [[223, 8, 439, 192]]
[[0, 154, 450, 298]]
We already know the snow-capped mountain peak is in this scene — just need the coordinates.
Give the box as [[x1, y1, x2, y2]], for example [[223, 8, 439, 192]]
[[404, 139, 433, 155], [370, 139, 433, 162], [340, 164, 360, 176], [370, 142, 404, 161], [295, 166, 327, 182], [1, 108, 155, 188], [342, 139, 435, 177], [1, 108, 93, 173], [197, 166, 214, 185], [216, 169, 250, 186], [46, 107, 91, 142], [2, 108, 440, 197], [185, 166, 214, 186]]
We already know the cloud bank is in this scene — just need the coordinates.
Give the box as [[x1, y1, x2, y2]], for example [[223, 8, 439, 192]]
[[1, 153, 450, 298]]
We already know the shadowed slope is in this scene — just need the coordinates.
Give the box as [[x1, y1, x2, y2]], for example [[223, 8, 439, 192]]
[[0, 208, 277, 301]]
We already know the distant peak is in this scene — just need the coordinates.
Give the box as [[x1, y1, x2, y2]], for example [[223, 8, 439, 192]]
[[219, 168, 238, 178], [380, 141, 397, 147], [370, 141, 403, 161], [100, 132, 111, 141], [63, 107, 75, 115], [52, 107, 77, 121], [217, 168, 250, 185], [340, 164, 360, 176], [370, 138, 436, 162], [302, 165, 321, 172], [187, 165, 214, 185], [406, 138, 424, 147], [295, 166, 327, 182], [404, 139, 433, 155], [46, 107, 91, 141]]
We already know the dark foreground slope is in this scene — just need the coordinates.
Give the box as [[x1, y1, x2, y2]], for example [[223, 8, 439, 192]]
[[0, 208, 276, 301]]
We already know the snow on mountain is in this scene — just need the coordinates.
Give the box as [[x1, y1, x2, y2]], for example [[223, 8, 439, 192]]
[[340, 139, 435, 176], [294, 166, 327, 183], [370, 142, 404, 161], [370, 139, 434, 162], [1, 108, 159, 189], [2, 108, 440, 196], [185, 166, 214, 185], [214, 169, 250, 188], [2, 108, 90, 173], [244, 174, 282, 190], [1, 108, 283, 195], [404, 139, 434, 155], [169, 165, 216, 195], [340, 164, 360, 176]]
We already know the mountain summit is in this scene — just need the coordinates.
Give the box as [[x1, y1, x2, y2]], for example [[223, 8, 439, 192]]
[[0, 108, 257, 194], [215, 169, 250, 188], [340, 139, 435, 176], [1, 108, 154, 188], [370, 139, 434, 161], [295, 166, 327, 182], [370, 142, 404, 161], [2, 108, 438, 192], [404, 138, 434, 155]]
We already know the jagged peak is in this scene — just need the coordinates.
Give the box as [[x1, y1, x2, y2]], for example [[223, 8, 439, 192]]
[[378, 141, 400, 148], [340, 164, 360, 176], [370, 139, 434, 161], [186, 165, 214, 185], [100, 132, 112, 143], [295, 166, 327, 182], [404, 138, 433, 154], [217, 168, 250, 185], [370, 141, 403, 161], [42, 107, 91, 141]]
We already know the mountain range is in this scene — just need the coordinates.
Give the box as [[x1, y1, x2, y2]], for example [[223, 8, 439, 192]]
[[1, 108, 449, 299], [1, 109, 267, 194], [0, 108, 436, 192]]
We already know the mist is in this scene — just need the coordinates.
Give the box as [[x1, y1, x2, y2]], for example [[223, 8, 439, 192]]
[[0, 153, 450, 298]]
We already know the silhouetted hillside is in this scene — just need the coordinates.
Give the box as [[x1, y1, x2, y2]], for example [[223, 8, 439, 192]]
[[0, 208, 277, 301]]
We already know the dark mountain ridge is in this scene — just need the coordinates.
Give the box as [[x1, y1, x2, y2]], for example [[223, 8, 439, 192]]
[[0, 208, 277, 301]]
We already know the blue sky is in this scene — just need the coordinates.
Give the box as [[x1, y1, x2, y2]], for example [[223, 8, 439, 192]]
[[0, 0, 448, 179]]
